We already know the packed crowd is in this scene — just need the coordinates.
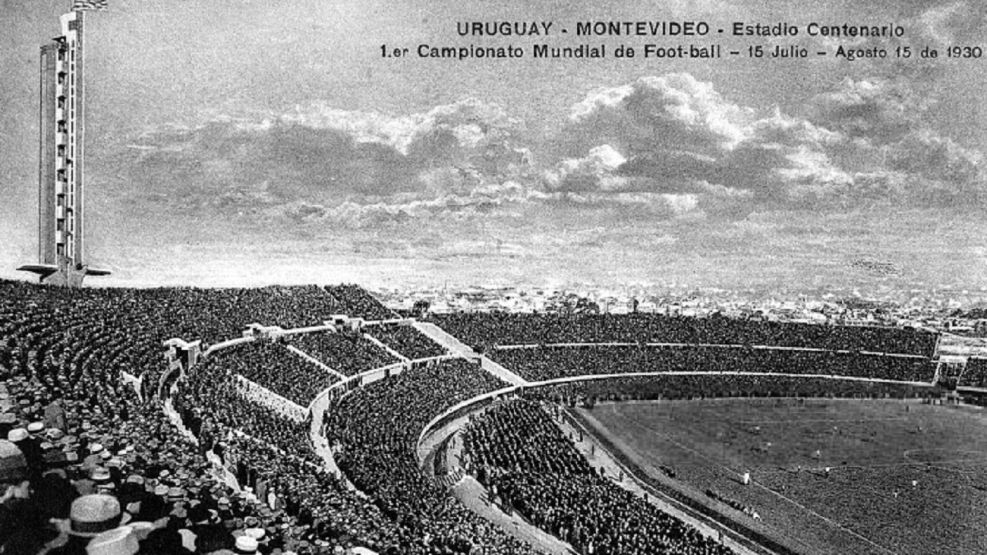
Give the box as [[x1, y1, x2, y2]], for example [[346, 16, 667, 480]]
[[173, 358, 317, 462], [325, 360, 537, 554], [491, 345, 935, 383], [173, 354, 416, 553], [526, 374, 938, 404], [121, 285, 343, 346], [434, 313, 939, 357], [0, 279, 454, 554], [462, 399, 734, 555], [0, 279, 318, 553], [207, 341, 339, 407], [324, 287, 397, 322], [367, 326, 447, 361], [0, 395, 320, 554], [0, 276, 953, 555], [959, 358, 987, 388], [0, 280, 397, 399], [287, 333, 397, 377], [217, 435, 407, 553]]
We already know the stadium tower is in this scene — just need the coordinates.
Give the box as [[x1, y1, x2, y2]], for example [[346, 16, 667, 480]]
[[18, 1, 110, 287]]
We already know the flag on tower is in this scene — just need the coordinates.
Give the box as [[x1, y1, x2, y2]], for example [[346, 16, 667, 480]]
[[72, 0, 108, 11]]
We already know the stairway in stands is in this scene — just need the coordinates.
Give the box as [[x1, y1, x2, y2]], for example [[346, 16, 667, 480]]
[[413, 322, 529, 386]]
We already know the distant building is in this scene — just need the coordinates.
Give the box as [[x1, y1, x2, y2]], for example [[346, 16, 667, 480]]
[[19, 9, 109, 287]]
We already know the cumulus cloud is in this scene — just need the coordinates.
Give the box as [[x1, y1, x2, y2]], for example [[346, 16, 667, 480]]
[[566, 74, 754, 157], [554, 72, 984, 209], [109, 68, 984, 234], [111, 98, 541, 227], [805, 79, 927, 144], [543, 145, 628, 192], [557, 74, 840, 204], [280, 98, 530, 175]]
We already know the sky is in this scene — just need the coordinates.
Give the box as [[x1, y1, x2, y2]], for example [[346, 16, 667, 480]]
[[0, 0, 984, 292]]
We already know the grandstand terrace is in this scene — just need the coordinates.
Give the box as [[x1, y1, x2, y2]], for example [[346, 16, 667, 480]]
[[325, 360, 538, 553], [526, 373, 939, 403], [0, 280, 333, 553], [490, 345, 937, 384], [286, 332, 398, 377], [434, 313, 939, 357], [959, 357, 987, 388], [0, 278, 963, 555], [205, 340, 339, 407], [367, 325, 448, 360], [1, 279, 514, 554], [324, 285, 399, 321], [463, 398, 735, 555]]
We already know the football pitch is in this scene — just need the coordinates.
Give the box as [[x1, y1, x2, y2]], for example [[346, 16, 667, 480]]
[[577, 398, 987, 555]]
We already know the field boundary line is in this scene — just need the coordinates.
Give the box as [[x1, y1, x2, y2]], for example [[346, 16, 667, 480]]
[[618, 404, 898, 555]]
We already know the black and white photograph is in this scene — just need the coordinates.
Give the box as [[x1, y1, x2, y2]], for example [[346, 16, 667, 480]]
[[0, 0, 985, 553]]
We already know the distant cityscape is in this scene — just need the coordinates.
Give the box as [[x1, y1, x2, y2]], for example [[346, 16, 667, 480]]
[[377, 285, 987, 340]]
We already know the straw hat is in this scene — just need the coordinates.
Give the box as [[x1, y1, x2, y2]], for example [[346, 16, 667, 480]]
[[0, 440, 27, 483], [235, 535, 259, 553], [7, 428, 28, 442], [68, 494, 123, 537], [85, 525, 139, 555], [91, 467, 112, 483]]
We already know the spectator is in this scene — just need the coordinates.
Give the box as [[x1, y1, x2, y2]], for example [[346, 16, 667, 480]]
[[366, 326, 447, 361]]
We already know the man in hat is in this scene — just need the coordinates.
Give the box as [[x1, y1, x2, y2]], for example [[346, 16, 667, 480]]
[[45, 399, 68, 432], [33, 468, 77, 520], [1, 439, 55, 553], [49, 494, 124, 555], [0, 413, 17, 439], [27, 421, 46, 437], [9, 426, 44, 477]]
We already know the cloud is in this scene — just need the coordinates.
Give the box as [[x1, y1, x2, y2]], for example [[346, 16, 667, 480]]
[[543, 145, 628, 192], [557, 75, 841, 205], [805, 78, 927, 144], [555, 73, 984, 209], [916, 1, 987, 46], [109, 98, 539, 227], [274, 182, 549, 228], [567, 74, 754, 155], [104, 69, 984, 238], [281, 98, 531, 176]]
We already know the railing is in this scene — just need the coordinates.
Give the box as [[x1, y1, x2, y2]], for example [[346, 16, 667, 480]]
[[280, 324, 336, 337], [361, 318, 416, 328], [201, 317, 422, 358], [307, 362, 407, 413], [203, 336, 255, 358]]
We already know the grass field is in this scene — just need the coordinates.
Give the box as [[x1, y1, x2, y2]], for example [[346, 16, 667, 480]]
[[577, 398, 987, 555]]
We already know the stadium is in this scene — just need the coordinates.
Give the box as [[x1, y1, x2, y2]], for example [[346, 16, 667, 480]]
[[6, 278, 987, 554], [4, 1, 987, 554]]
